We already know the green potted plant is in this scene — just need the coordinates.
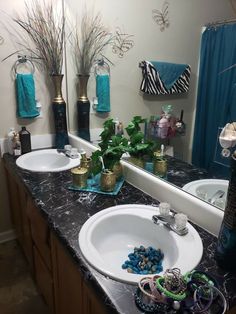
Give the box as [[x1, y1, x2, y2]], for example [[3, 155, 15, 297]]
[[91, 119, 128, 179], [125, 116, 154, 168]]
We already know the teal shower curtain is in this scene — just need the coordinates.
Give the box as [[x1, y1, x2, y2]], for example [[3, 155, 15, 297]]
[[192, 24, 236, 177]]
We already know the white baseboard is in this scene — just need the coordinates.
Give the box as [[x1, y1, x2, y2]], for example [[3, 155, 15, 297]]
[[0, 229, 16, 244]]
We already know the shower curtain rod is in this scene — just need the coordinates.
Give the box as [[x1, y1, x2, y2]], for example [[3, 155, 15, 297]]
[[206, 17, 236, 27]]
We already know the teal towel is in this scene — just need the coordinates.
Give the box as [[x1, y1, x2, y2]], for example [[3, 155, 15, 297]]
[[151, 61, 188, 90], [16, 73, 39, 118], [96, 74, 110, 113]]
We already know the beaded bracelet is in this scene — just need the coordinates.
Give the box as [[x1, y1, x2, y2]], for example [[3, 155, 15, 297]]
[[156, 277, 187, 301], [134, 287, 170, 313]]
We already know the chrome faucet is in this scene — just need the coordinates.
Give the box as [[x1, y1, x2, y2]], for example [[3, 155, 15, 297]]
[[57, 147, 80, 159], [208, 190, 225, 204], [152, 206, 188, 236]]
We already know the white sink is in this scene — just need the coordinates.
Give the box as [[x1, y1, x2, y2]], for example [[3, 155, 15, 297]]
[[183, 179, 228, 209], [16, 149, 80, 172], [79, 204, 203, 284]]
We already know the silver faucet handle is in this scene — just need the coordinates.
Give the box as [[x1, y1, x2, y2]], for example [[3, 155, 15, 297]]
[[64, 144, 72, 152], [174, 213, 188, 231], [159, 202, 171, 216]]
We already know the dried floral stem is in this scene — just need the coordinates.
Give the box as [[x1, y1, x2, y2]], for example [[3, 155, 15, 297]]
[[71, 11, 113, 75], [12, 0, 65, 75]]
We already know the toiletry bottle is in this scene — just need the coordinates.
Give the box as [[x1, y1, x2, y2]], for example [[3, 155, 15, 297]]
[[117, 122, 124, 135], [12, 132, 21, 156], [158, 115, 169, 139], [114, 117, 119, 135], [215, 151, 236, 271], [19, 126, 31, 154], [7, 127, 15, 155]]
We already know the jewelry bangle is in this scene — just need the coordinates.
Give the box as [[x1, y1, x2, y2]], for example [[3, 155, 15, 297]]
[[138, 276, 166, 303], [134, 287, 170, 313], [184, 270, 218, 287], [156, 277, 187, 301], [193, 284, 227, 314], [193, 284, 213, 313]]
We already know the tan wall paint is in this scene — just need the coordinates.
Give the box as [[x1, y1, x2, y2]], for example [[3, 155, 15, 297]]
[[0, 0, 60, 233], [65, 0, 233, 161]]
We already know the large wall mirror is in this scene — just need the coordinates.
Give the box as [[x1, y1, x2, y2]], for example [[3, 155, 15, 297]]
[[63, 0, 233, 210]]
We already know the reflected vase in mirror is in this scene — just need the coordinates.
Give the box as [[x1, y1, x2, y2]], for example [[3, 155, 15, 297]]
[[77, 74, 90, 142], [51, 74, 69, 149]]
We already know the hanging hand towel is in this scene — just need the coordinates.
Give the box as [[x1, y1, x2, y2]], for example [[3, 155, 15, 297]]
[[16, 73, 39, 118], [96, 74, 110, 113], [139, 61, 191, 95]]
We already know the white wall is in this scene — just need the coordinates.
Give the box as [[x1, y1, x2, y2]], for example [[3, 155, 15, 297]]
[[65, 0, 233, 161]]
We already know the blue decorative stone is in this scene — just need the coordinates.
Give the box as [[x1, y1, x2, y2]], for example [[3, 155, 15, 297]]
[[122, 245, 164, 274]]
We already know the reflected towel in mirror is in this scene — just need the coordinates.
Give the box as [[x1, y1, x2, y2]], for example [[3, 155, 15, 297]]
[[139, 61, 191, 95], [96, 74, 110, 112]]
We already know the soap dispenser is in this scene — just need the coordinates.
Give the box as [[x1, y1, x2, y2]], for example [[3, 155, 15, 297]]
[[19, 126, 31, 154]]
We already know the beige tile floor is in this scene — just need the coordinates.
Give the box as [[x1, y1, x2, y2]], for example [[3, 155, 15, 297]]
[[0, 240, 49, 314]]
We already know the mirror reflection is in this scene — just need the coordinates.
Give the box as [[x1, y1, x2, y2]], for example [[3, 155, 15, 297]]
[[63, 0, 234, 210]]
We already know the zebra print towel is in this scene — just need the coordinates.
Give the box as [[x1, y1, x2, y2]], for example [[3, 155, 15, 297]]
[[139, 61, 191, 95]]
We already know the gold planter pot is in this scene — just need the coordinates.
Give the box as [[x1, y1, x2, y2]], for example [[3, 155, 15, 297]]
[[153, 158, 167, 178], [129, 157, 145, 169], [80, 157, 92, 178], [112, 162, 123, 180], [100, 170, 116, 192], [71, 167, 88, 188]]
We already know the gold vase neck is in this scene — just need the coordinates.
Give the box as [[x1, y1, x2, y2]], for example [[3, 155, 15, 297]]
[[51, 74, 65, 104], [78, 74, 89, 102]]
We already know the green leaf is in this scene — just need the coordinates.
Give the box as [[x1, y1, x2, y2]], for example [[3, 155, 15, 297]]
[[136, 143, 149, 151], [130, 132, 144, 144], [91, 150, 102, 175], [125, 121, 136, 136]]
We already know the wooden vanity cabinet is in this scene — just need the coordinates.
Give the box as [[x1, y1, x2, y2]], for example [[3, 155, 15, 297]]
[[4, 166, 34, 272], [51, 233, 109, 314], [4, 162, 54, 312], [27, 198, 54, 313], [4, 160, 109, 314]]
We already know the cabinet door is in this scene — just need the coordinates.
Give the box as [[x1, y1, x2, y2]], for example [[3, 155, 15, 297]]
[[4, 167, 34, 271], [83, 283, 109, 314], [34, 245, 54, 313], [18, 185, 34, 272], [52, 234, 108, 314], [28, 199, 52, 271], [4, 168, 23, 245], [52, 234, 83, 314]]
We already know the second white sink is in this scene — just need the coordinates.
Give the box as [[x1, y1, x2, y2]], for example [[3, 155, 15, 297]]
[[16, 149, 81, 172], [79, 204, 203, 284], [183, 179, 228, 209]]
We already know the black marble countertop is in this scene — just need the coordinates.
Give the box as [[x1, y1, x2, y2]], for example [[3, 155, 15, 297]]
[[3, 154, 236, 313], [125, 155, 228, 188]]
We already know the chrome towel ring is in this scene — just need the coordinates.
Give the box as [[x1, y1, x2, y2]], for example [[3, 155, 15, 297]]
[[14, 55, 35, 75]]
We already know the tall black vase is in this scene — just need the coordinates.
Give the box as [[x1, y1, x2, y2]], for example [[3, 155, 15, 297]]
[[77, 74, 90, 142], [51, 74, 69, 149]]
